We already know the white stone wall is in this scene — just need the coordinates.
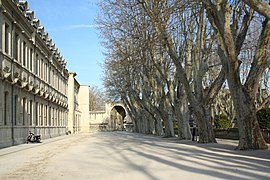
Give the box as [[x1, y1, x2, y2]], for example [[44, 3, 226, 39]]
[[78, 85, 90, 132]]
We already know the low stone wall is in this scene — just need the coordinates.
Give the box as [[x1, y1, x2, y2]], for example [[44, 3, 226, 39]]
[[173, 128, 270, 143], [89, 123, 109, 132], [214, 128, 270, 143], [261, 129, 270, 143], [125, 123, 134, 132], [214, 128, 239, 140]]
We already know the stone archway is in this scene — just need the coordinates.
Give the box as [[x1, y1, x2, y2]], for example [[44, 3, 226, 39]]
[[110, 105, 126, 131]]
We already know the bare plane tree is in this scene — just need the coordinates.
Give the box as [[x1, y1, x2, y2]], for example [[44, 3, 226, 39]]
[[97, 0, 269, 149], [202, 0, 269, 150], [138, 0, 225, 143]]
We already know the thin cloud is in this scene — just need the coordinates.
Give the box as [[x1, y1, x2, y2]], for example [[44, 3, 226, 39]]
[[47, 24, 100, 32]]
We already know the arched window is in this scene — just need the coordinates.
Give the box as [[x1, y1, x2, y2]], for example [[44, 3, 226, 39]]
[[30, 48, 33, 71], [14, 95, 18, 125], [22, 98, 27, 126], [14, 33, 19, 61], [44, 105, 47, 126], [52, 108, 54, 126], [29, 100, 33, 126], [35, 102, 39, 126], [48, 107, 51, 126], [4, 24, 9, 54], [22, 41, 26, 66], [40, 104, 43, 126], [4, 91, 8, 125]]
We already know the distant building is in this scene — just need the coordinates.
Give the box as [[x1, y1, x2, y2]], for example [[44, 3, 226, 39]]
[[0, 0, 71, 148], [78, 85, 133, 132], [88, 102, 133, 132], [77, 85, 133, 132]]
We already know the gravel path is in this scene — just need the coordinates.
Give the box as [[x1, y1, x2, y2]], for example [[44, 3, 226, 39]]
[[0, 132, 269, 180]]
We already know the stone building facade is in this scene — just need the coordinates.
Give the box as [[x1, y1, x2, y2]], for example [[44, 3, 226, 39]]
[[0, 0, 133, 148], [0, 0, 69, 148]]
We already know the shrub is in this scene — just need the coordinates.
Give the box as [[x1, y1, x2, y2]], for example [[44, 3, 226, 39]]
[[173, 120, 178, 128], [256, 108, 270, 129], [214, 114, 231, 129]]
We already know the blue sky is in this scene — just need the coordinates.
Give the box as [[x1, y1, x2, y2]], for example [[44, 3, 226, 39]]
[[27, 0, 104, 88]]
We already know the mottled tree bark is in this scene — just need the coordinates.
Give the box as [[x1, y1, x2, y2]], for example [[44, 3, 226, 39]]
[[176, 85, 191, 140], [203, 0, 269, 149], [243, 0, 270, 19]]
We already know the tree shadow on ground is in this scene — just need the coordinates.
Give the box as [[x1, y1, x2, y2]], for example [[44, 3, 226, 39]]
[[92, 132, 270, 180]]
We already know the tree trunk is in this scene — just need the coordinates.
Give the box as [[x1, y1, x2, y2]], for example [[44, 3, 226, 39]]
[[146, 113, 151, 134], [149, 116, 155, 135], [155, 116, 163, 136], [230, 86, 267, 150], [142, 110, 147, 134], [137, 110, 143, 133], [177, 117, 191, 140], [202, 0, 269, 150], [162, 110, 175, 137], [177, 90, 191, 140], [194, 104, 216, 143]]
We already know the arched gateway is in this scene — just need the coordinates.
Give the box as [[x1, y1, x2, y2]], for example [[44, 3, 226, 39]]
[[89, 103, 133, 132], [110, 105, 126, 130]]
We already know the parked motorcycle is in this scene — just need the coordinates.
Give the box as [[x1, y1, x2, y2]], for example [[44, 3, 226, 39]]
[[26, 131, 41, 143]]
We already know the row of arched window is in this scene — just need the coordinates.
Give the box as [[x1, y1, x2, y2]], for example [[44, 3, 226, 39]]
[[1, 90, 68, 127], [3, 20, 68, 96]]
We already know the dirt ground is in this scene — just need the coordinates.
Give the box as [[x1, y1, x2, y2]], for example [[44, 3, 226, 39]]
[[0, 132, 269, 180]]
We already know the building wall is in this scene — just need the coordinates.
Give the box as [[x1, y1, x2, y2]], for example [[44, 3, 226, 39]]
[[78, 85, 90, 132], [0, 0, 134, 148], [67, 72, 75, 133], [0, 0, 69, 148], [67, 72, 81, 134]]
